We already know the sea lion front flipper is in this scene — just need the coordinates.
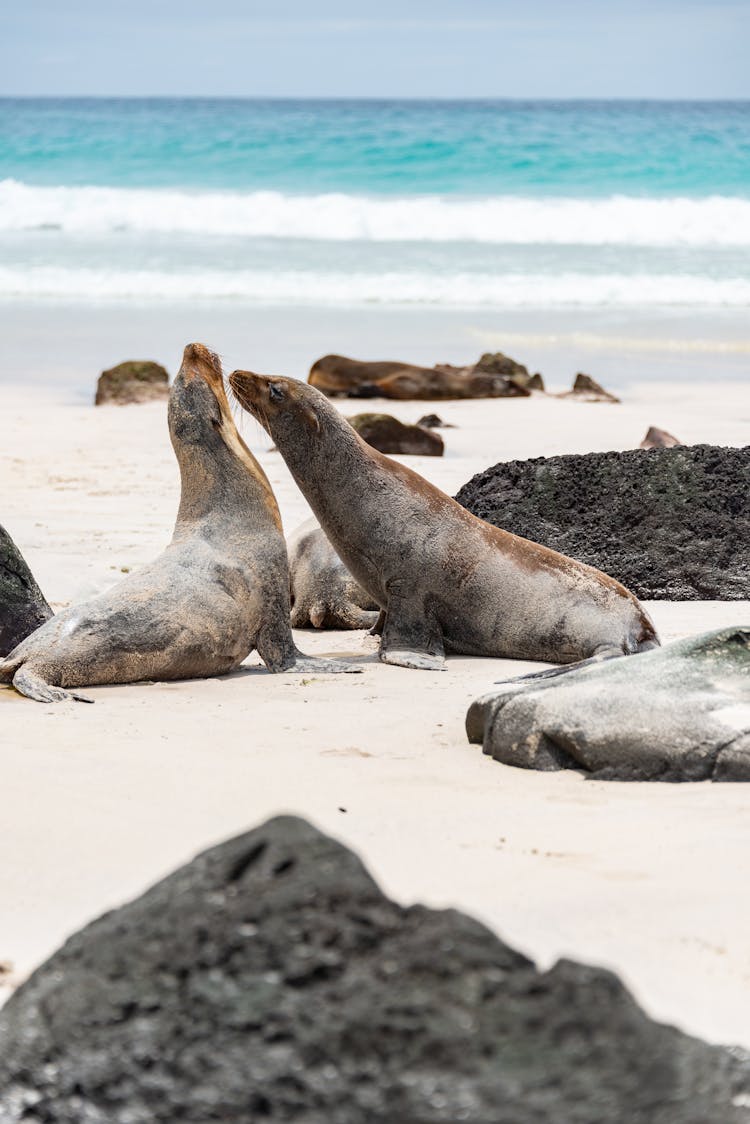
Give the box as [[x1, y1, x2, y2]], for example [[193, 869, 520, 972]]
[[257, 620, 361, 674], [13, 666, 94, 704], [380, 592, 446, 672]]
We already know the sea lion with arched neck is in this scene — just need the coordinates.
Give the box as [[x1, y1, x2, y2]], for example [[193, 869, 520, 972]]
[[0, 345, 355, 703], [288, 518, 379, 630], [229, 370, 659, 671]]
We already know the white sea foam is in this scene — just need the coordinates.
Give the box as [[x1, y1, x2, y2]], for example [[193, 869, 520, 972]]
[[2, 180, 750, 247], [1, 265, 748, 307]]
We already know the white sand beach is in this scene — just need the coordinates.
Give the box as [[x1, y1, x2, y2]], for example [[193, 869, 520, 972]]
[[1, 339, 749, 1052]]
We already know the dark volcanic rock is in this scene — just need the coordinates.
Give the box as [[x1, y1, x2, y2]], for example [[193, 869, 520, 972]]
[[455, 444, 750, 599], [474, 352, 545, 392], [0, 526, 52, 656], [0, 816, 748, 1123], [95, 360, 169, 405], [468, 627, 750, 782], [348, 412, 444, 455]]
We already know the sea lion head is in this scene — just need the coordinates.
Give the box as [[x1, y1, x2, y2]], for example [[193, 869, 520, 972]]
[[170, 344, 281, 525], [229, 370, 324, 447]]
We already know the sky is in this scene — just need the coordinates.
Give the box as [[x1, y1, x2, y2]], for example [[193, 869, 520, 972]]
[[3, 0, 750, 99]]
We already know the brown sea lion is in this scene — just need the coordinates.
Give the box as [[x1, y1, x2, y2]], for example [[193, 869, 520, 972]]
[[308, 354, 530, 401], [229, 370, 659, 671], [0, 345, 356, 703], [288, 518, 380, 630]]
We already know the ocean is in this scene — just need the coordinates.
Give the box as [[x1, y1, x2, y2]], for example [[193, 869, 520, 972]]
[[1, 98, 749, 311]]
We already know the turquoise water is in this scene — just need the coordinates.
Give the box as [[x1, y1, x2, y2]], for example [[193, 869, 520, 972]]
[[0, 98, 749, 308], [3, 99, 750, 194]]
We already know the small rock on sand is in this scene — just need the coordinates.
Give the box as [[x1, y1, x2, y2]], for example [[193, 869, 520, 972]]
[[95, 360, 169, 405]]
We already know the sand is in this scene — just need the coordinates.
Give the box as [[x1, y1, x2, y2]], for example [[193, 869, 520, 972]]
[[1, 368, 749, 1052]]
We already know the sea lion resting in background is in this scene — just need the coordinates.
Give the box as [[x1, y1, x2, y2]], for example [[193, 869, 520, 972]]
[[288, 518, 379, 630], [0, 345, 355, 703], [230, 370, 659, 671]]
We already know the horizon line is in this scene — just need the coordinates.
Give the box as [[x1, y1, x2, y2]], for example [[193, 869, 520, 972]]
[[2, 94, 749, 103]]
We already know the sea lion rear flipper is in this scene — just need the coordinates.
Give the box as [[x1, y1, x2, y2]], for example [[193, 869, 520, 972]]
[[12, 666, 94, 704], [380, 592, 446, 672], [286, 651, 362, 675]]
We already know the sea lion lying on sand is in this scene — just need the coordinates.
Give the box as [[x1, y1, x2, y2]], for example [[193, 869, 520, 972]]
[[0, 344, 356, 703], [288, 518, 379, 630], [230, 370, 659, 671]]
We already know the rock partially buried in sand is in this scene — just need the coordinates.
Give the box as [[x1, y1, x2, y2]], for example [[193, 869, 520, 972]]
[[288, 518, 379, 630], [309, 353, 533, 400], [467, 627, 750, 782], [347, 413, 444, 456], [416, 412, 455, 429], [95, 360, 169, 405], [0, 526, 52, 657], [1, 815, 748, 1123], [455, 444, 750, 600], [560, 372, 620, 403], [641, 425, 682, 449]]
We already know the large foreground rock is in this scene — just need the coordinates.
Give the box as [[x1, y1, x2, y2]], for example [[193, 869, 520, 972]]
[[1, 816, 748, 1123], [309, 352, 535, 400], [455, 444, 750, 599], [468, 627, 750, 782], [95, 360, 169, 405], [0, 526, 52, 656], [348, 412, 444, 455]]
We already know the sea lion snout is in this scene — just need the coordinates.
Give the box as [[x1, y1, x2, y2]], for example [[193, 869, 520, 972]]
[[180, 342, 222, 383], [230, 370, 321, 439]]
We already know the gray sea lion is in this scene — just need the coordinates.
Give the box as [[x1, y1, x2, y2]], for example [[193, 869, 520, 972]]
[[229, 371, 659, 671], [288, 518, 379, 630], [0, 345, 355, 703]]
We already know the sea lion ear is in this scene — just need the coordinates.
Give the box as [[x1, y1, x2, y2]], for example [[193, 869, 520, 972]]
[[303, 402, 321, 433]]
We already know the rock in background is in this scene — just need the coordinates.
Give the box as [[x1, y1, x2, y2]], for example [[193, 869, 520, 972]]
[[0, 816, 747, 1124], [641, 426, 682, 449], [456, 444, 750, 599], [348, 413, 444, 455], [95, 360, 169, 405], [0, 526, 52, 657]]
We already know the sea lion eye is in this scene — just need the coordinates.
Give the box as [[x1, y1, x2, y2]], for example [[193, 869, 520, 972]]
[[269, 383, 284, 403]]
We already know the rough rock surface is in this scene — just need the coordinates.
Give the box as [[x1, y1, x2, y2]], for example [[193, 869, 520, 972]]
[[455, 444, 750, 599], [288, 518, 379, 629], [347, 412, 444, 456], [468, 627, 750, 782], [641, 425, 682, 449], [0, 526, 52, 656], [309, 353, 533, 400], [95, 360, 169, 405], [559, 372, 620, 403], [1, 816, 748, 1124]]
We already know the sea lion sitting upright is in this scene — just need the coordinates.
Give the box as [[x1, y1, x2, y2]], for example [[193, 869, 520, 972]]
[[0, 345, 355, 703], [288, 518, 379, 630], [230, 370, 659, 671]]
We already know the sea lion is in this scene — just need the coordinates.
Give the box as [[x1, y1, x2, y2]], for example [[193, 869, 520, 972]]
[[229, 370, 659, 671], [0, 345, 355, 703], [288, 518, 379, 630]]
